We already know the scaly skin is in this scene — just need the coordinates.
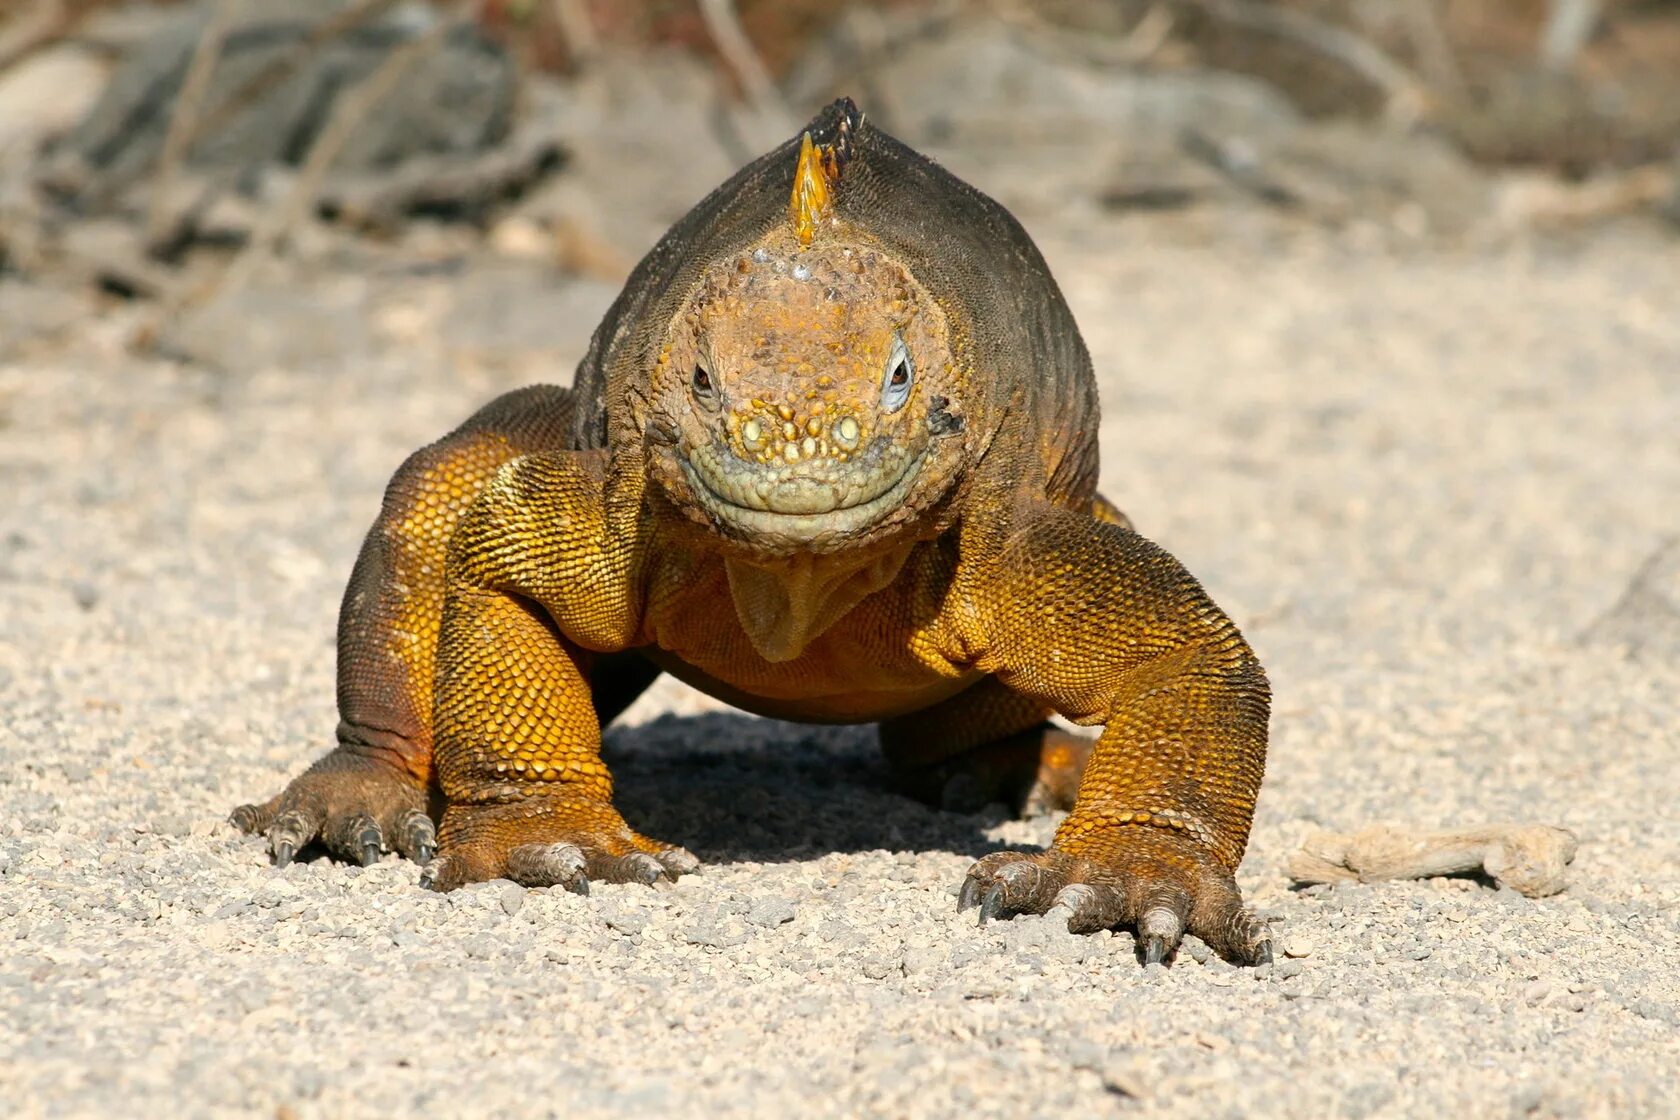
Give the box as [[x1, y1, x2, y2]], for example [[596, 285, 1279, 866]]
[[235, 100, 1272, 965]]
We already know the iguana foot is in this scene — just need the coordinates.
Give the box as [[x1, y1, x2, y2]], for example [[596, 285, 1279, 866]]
[[420, 799, 699, 893], [958, 829, 1272, 966], [232, 749, 434, 867], [897, 725, 1093, 817]]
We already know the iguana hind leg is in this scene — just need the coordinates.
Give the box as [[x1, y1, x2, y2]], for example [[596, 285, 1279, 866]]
[[233, 387, 662, 867], [880, 677, 1092, 817]]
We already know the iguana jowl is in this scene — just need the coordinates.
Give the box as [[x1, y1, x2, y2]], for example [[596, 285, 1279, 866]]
[[233, 99, 1273, 965]]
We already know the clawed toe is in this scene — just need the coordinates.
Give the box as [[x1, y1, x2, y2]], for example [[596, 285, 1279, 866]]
[[655, 846, 700, 877], [232, 751, 431, 869], [328, 812, 383, 867], [1048, 882, 1123, 935], [958, 837, 1270, 967], [1139, 907, 1184, 965], [267, 808, 318, 868], [507, 842, 591, 892], [394, 808, 436, 865]]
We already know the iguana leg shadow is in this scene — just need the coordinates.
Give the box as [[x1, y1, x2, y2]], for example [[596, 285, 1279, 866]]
[[879, 679, 1092, 817]]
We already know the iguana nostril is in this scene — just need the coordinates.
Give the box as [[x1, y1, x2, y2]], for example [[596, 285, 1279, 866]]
[[835, 416, 860, 449]]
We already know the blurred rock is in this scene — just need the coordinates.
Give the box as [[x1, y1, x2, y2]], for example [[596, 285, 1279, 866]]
[[784, 13, 1298, 222], [39, 1, 516, 206], [509, 51, 738, 271], [0, 45, 110, 175], [786, 11, 1499, 239]]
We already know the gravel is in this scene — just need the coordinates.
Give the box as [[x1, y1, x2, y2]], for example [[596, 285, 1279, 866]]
[[1, 215, 1678, 1119]]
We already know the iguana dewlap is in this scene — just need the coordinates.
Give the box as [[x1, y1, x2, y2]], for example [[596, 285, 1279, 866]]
[[233, 100, 1272, 965]]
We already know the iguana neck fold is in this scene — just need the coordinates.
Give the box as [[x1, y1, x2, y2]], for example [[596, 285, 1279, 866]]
[[723, 545, 913, 662]]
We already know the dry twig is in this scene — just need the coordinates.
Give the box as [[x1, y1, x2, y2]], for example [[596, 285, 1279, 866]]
[[1398, 0, 1464, 98], [1539, 0, 1601, 72], [698, 0, 785, 121], [550, 0, 599, 68], [144, 0, 236, 256], [187, 0, 404, 151], [1186, 0, 1429, 124], [0, 0, 69, 74], [83, 0, 403, 208], [992, 1, 1177, 68], [1289, 823, 1579, 898], [135, 15, 454, 349]]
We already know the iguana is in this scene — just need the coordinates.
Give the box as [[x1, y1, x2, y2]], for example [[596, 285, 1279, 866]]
[[233, 99, 1273, 965]]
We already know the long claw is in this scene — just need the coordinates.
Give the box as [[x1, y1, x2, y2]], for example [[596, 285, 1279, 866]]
[[229, 802, 271, 834], [609, 851, 666, 886], [393, 808, 437, 865], [267, 809, 320, 869], [978, 884, 1010, 925], [506, 842, 589, 890], [655, 846, 701, 877], [957, 877, 983, 912], [346, 814, 382, 867], [1138, 905, 1185, 967], [1049, 883, 1116, 934]]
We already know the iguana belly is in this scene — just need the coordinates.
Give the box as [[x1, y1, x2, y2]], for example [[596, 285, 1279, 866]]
[[637, 550, 980, 724], [643, 645, 982, 724]]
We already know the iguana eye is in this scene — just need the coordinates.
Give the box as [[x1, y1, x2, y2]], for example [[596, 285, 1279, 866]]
[[881, 336, 913, 412], [691, 364, 715, 399]]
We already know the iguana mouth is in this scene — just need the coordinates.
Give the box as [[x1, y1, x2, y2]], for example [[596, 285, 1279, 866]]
[[680, 439, 928, 540]]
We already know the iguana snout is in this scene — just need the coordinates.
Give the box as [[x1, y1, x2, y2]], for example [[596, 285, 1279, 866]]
[[646, 238, 964, 552]]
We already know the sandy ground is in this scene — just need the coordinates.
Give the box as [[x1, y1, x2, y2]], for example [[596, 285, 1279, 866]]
[[2, 212, 1678, 1119]]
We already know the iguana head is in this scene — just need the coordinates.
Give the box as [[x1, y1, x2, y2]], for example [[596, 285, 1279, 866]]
[[643, 126, 968, 557]]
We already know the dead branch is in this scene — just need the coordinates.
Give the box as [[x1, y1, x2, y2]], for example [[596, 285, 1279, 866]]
[[135, 15, 454, 350], [698, 0, 784, 120], [188, 0, 404, 150], [144, 0, 235, 256], [1398, 0, 1464, 98], [82, 0, 402, 208], [1288, 823, 1579, 898], [1185, 0, 1429, 125], [1539, 0, 1601, 72], [0, 0, 69, 74], [550, 0, 598, 68], [320, 125, 563, 232]]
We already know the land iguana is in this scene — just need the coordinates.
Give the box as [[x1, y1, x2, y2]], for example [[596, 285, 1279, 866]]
[[233, 99, 1273, 965]]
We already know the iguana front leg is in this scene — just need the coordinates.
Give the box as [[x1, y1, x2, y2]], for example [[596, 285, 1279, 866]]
[[957, 511, 1272, 965], [232, 386, 578, 867], [419, 451, 697, 893]]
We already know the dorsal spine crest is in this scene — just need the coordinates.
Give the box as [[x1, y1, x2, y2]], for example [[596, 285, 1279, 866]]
[[789, 100, 859, 249]]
